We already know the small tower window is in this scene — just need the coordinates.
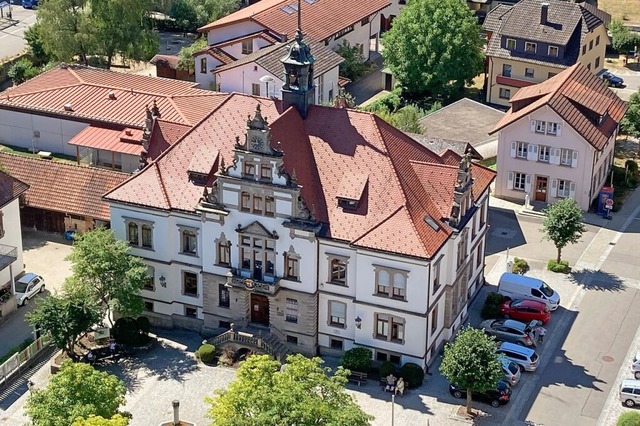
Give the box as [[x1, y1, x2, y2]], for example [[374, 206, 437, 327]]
[[244, 162, 255, 177]]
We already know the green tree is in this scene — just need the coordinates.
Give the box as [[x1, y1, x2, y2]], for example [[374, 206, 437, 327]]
[[617, 411, 640, 426], [8, 58, 41, 85], [610, 20, 640, 54], [170, 0, 198, 34], [440, 326, 503, 414], [621, 89, 640, 138], [65, 227, 149, 326], [26, 361, 126, 426], [207, 354, 374, 426], [178, 37, 208, 73], [382, 0, 484, 99], [24, 24, 52, 66], [335, 40, 370, 81], [542, 198, 587, 263], [72, 414, 130, 426], [36, 0, 94, 64], [26, 293, 101, 359], [194, 0, 241, 29]]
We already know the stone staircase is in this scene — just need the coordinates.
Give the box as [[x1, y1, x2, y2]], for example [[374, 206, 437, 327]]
[[208, 325, 290, 363]]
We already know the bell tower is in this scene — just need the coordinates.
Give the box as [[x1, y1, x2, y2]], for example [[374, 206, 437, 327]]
[[280, 0, 315, 118]]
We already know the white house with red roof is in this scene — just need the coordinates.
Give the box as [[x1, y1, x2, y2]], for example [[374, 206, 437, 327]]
[[105, 30, 495, 369]]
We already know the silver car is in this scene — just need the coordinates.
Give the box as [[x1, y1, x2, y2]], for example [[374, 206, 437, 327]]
[[632, 352, 640, 380], [15, 273, 45, 306], [480, 319, 538, 347]]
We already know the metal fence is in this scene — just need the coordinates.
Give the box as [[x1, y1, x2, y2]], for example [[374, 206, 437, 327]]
[[0, 334, 51, 387]]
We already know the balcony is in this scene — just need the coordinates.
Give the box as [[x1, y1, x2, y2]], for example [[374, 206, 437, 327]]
[[225, 268, 281, 295], [496, 74, 537, 89], [0, 244, 17, 271]]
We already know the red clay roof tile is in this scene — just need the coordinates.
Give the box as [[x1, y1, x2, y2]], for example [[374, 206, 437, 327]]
[[68, 126, 144, 156]]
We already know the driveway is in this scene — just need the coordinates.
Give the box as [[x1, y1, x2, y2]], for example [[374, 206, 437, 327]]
[[0, 4, 37, 62]]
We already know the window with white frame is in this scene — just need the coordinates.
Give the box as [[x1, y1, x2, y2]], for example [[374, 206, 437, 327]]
[[506, 38, 516, 49], [560, 149, 572, 166], [328, 256, 348, 285], [548, 46, 559, 57], [557, 180, 571, 198], [516, 142, 528, 158], [538, 145, 551, 162], [328, 300, 346, 328], [374, 267, 408, 300], [183, 271, 198, 297], [502, 63, 512, 77], [547, 122, 559, 136], [525, 68, 534, 78], [514, 172, 526, 191], [285, 298, 298, 323], [375, 314, 405, 343], [525, 42, 537, 53], [180, 228, 197, 255], [535, 120, 546, 134], [126, 219, 153, 249], [241, 40, 253, 54]]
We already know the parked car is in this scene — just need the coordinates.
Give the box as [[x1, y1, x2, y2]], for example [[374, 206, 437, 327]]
[[500, 299, 550, 324], [449, 381, 512, 407], [499, 355, 522, 386], [15, 273, 45, 306], [632, 352, 640, 380], [480, 319, 539, 347], [498, 273, 560, 311], [601, 71, 624, 88], [497, 342, 539, 372], [22, 0, 39, 8], [620, 379, 640, 407]]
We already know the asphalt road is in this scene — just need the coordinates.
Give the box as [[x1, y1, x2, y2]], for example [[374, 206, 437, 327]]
[[0, 4, 37, 61], [0, 293, 44, 359]]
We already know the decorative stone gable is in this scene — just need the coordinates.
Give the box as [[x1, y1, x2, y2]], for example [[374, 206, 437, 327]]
[[236, 221, 279, 239], [449, 154, 474, 228]]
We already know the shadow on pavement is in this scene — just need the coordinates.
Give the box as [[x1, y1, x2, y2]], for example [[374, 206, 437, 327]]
[[21, 228, 72, 251], [0, 347, 55, 410], [485, 207, 527, 256], [569, 270, 625, 292]]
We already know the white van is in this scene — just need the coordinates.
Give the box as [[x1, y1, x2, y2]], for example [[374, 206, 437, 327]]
[[620, 379, 640, 407], [498, 273, 560, 311]]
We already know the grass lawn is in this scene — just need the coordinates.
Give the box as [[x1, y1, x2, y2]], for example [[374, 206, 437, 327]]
[[479, 156, 497, 171], [599, 0, 640, 24], [0, 144, 77, 164]]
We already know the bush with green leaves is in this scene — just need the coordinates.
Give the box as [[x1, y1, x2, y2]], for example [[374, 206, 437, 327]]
[[196, 343, 216, 364], [378, 360, 396, 378], [400, 363, 425, 388], [340, 347, 372, 373], [111, 317, 150, 346], [8, 58, 42, 85], [335, 39, 371, 81], [547, 259, 570, 274], [512, 257, 529, 275], [617, 411, 640, 426], [480, 292, 505, 319]]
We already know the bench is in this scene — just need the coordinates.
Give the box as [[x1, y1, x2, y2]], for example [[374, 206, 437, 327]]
[[348, 371, 368, 386]]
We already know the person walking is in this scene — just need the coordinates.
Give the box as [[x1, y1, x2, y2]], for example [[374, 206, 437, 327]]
[[395, 377, 405, 397], [537, 326, 546, 344]]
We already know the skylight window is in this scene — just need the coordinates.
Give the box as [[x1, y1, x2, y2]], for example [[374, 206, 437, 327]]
[[281, 6, 294, 14], [289, 3, 298, 10], [423, 215, 440, 231], [303, 0, 315, 3]]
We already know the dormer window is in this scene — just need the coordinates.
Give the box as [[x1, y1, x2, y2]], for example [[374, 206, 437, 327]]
[[188, 172, 207, 186], [548, 46, 558, 57], [525, 42, 537, 53], [338, 198, 359, 210], [336, 172, 368, 212]]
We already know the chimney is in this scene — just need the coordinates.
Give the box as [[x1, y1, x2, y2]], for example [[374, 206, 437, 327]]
[[281, 32, 288, 42], [540, 2, 549, 25], [172, 400, 180, 425]]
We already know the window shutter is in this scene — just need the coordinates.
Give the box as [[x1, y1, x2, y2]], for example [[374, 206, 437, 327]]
[[532, 144, 539, 160], [510, 142, 517, 158], [524, 174, 532, 193], [556, 124, 562, 136], [550, 148, 560, 165], [550, 179, 558, 197], [527, 143, 534, 160], [507, 171, 514, 190], [569, 182, 576, 199], [571, 151, 578, 168], [530, 120, 536, 132]]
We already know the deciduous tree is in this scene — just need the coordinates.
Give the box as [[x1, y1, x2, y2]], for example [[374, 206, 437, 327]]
[[335, 40, 370, 81], [36, 0, 94, 64], [72, 414, 130, 426], [542, 198, 587, 263], [26, 361, 126, 426], [207, 354, 373, 425], [382, 0, 484, 99], [610, 20, 640, 54], [65, 228, 149, 325], [439, 326, 503, 414], [621, 89, 640, 138], [178, 37, 208, 73], [24, 23, 52, 66]]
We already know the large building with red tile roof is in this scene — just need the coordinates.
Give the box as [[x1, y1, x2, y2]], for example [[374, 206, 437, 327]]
[[491, 62, 627, 210], [105, 32, 495, 369]]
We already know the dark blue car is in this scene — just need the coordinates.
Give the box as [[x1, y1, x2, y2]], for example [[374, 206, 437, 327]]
[[22, 0, 39, 8], [601, 72, 624, 88]]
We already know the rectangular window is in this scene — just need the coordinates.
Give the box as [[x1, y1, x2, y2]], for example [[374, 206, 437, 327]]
[[499, 88, 511, 99], [525, 68, 534, 78], [328, 300, 346, 328], [360, 16, 369, 25], [330, 339, 343, 350], [502, 63, 512, 77], [317, 74, 324, 104], [244, 162, 255, 176], [535, 121, 546, 134], [587, 63, 591, 70], [181, 229, 197, 254], [251, 83, 260, 96], [217, 241, 230, 266], [219, 284, 230, 308], [330, 257, 347, 285], [456, 229, 469, 268], [286, 335, 298, 345], [480, 204, 486, 227], [253, 196, 263, 214], [506, 38, 516, 49], [596, 35, 600, 46], [200, 58, 207, 74], [516, 141, 528, 158], [376, 316, 388, 339], [265, 196, 275, 217], [433, 260, 441, 292], [548, 46, 559, 57], [595, 56, 600, 69], [260, 164, 272, 180], [183, 271, 198, 297], [374, 268, 408, 300], [285, 254, 299, 280], [514, 172, 527, 191], [144, 266, 155, 291], [557, 180, 571, 198], [538, 145, 550, 162], [560, 149, 572, 166], [431, 306, 438, 333], [141, 224, 152, 248], [241, 192, 251, 211], [589, 40, 593, 50], [143, 300, 154, 312], [582, 45, 587, 55], [185, 306, 197, 318], [476, 242, 483, 268], [525, 42, 536, 53], [547, 122, 559, 136], [285, 298, 298, 323], [127, 222, 139, 246], [241, 40, 253, 54], [375, 314, 405, 343]]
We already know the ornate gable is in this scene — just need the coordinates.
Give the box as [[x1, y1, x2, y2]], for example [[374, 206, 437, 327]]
[[235, 221, 279, 239]]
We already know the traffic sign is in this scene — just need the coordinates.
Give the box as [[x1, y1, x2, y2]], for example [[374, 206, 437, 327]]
[[605, 198, 614, 207]]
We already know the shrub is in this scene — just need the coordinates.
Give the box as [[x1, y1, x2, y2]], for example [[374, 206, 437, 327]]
[[481, 292, 505, 319], [617, 411, 640, 426], [512, 257, 529, 275], [547, 259, 570, 273], [196, 343, 216, 364], [626, 159, 639, 174], [340, 347, 372, 373], [379, 361, 396, 378], [112, 317, 150, 346], [400, 363, 425, 388], [136, 316, 151, 334]]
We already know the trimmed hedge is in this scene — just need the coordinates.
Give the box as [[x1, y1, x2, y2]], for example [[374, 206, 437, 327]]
[[112, 317, 150, 346], [512, 257, 530, 275], [617, 411, 640, 426], [341, 347, 372, 373], [195, 344, 216, 364], [400, 363, 425, 388], [547, 259, 570, 273], [481, 292, 505, 319], [379, 361, 396, 378]]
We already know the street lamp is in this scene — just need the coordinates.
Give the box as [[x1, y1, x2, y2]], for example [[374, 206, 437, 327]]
[[259, 75, 275, 98], [355, 316, 362, 329], [159, 275, 167, 288]]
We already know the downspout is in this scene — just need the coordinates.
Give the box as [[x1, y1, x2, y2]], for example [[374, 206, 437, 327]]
[[487, 56, 494, 104]]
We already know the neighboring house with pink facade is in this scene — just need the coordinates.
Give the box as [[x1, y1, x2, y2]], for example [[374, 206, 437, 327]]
[[491, 62, 627, 210]]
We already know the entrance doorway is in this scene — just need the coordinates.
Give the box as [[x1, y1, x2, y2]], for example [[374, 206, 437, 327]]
[[535, 176, 548, 202], [250, 294, 269, 325]]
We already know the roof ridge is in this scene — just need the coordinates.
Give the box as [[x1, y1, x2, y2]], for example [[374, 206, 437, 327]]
[[409, 160, 458, 169], [153, 162, 172, 209], [166, 97, 191, 125], [66, 65, 85, 84]]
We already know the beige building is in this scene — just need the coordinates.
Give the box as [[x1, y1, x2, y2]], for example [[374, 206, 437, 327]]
[[484, 0, 609, 107], [491, 63, 627, 210]]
